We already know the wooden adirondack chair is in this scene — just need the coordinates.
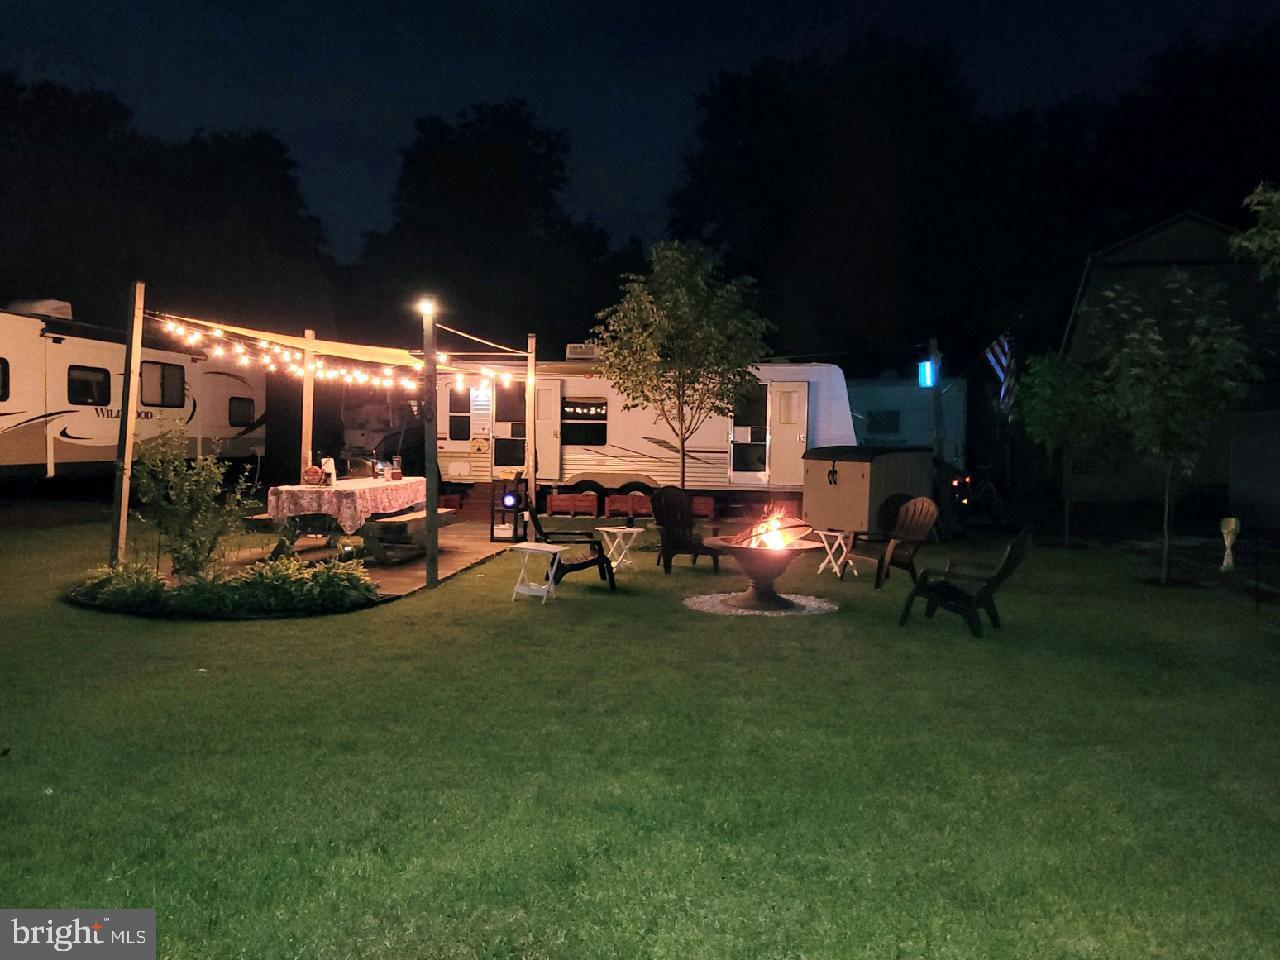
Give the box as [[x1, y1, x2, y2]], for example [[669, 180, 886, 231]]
[[899, 526, 1033, 638], [525, 508, 616, 590], [845, 496, 938, 588], [650, 486, 722, 574]]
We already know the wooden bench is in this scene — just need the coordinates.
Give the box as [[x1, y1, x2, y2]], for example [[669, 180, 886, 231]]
[[362, 508, 458, 564], [244, 512, 277, 534]]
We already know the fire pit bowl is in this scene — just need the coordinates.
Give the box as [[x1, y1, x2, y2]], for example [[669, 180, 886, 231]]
[[702, 512, 822, 611]]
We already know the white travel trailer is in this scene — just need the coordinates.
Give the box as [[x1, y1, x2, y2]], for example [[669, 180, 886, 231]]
[[0, 303, 267, 477], [361, 360, 856, 494]]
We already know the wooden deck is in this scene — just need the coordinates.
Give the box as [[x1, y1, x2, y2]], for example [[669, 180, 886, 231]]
[[225, 521, 510, 600]]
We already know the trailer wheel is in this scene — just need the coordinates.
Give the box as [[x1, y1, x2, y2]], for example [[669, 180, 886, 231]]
[[618, 481, 652, 496]]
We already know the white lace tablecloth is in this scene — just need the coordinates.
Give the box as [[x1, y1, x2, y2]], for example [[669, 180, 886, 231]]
[[268, 477, 427, 534]]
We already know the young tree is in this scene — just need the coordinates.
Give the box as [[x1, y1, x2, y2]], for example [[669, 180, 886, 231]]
[[1016, 353, 1111, 546], [1234, 182, 1280, 297], [592, 242, 768, 487], [1091, 276, 1251, 584]]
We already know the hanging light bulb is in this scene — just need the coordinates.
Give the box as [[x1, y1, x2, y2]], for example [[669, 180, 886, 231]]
[[437, 352, 448, 363], [238, 356, 250, 367], [268, 363, 277, 373], [212, 345, 224, 357], [212, 328, 224, 338], [412, 361, 423, 372], [233, 342, 246, 354], [500, 372, 512, 387], [454, 373, 464, 391], [165, 320, 177, 332]]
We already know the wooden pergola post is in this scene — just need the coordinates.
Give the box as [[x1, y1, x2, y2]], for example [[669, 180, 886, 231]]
[[421, 301, 439, 588], [110, 281, 145, 565], [300, 328, 315, 480], [525, 333, 536, 540]]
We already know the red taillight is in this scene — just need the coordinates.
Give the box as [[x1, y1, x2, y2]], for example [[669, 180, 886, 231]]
[[951, 478, 959, 487], [964, 475, 972, 484]]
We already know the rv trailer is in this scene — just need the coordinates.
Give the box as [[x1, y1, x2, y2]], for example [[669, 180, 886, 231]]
[[0, 303, 267, 478], [357, 360, 856, 496]]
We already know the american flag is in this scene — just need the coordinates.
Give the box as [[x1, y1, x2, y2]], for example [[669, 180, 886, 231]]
[[984, 333, 1015, 410]]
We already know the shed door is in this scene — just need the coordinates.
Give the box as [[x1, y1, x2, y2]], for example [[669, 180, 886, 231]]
[[767, 381, 808, 487], [535, 378, 561, 481]]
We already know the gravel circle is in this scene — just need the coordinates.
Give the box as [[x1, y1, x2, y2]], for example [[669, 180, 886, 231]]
[[682, 593, 838, 616]]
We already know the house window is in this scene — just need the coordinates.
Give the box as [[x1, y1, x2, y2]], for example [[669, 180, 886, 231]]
[[0, 357, 8, 402], [867, 410, 901, 434], [228, 396, 256, 427], [448, 387, 471, 441], [140, 361, 185, 408], [561, 397, 607, 446], [68, 365, 110, 406]]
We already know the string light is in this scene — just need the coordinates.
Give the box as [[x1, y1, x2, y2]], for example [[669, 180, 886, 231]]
[[156, 315, 529, 395]]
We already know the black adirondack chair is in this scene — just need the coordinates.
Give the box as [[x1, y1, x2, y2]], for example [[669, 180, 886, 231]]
[[526, 508, 616, 590], [650, 485, 722, 574], [899, 526, 1033, 638], [845, 496, 938, 588]]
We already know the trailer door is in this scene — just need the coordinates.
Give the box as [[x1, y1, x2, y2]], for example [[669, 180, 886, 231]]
[[535, 378, 561, 481], [767, 381, 809, 487]]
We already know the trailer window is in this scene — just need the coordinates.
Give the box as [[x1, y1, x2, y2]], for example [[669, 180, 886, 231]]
[[866, 410, 900, 434], [68, 365, 110, 406], [0, 357, 8, 402], [494, 380, 524, 423], [140, 361, 185, 408], [228, 396, 256, 427], [561, 397, 607, 446], [448, 386, 471, 441], [731, 382, 766, 471], [492, 437, 525, 467]]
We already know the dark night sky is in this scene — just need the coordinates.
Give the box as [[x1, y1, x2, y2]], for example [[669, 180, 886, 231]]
[[4, 0, 1275, 262]]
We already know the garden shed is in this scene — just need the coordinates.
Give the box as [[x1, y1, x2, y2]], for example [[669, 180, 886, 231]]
[[802, 445, 934, 534]]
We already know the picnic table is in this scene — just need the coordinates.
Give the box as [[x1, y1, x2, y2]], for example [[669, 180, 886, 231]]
[[269, 477, 427, 534], [266, 477, 455, 562]]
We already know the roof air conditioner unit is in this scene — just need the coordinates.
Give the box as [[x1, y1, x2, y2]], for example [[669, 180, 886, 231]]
[[565, 343, 599, 360]]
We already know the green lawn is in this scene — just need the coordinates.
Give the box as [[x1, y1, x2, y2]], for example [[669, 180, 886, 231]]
[[2, 509, 1278, 959]]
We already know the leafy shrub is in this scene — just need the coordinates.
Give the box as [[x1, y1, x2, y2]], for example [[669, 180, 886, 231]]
[[76, 556, 380, 619], [132, 431, 256, 578], [165, 575, 245, 620], [74, 563, 166, 612], [302, 559, 380, 612]]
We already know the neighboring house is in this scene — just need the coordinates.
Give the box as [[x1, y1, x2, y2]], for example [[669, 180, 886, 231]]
[[1062, 212, 1280, 522], [847, 376, 967, 468]]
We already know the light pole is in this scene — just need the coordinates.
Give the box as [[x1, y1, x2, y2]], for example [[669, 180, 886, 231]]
[[418, 298, 439, 588]]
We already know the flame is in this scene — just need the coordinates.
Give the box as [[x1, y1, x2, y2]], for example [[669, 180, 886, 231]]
[[743, 510, 809, 550]]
